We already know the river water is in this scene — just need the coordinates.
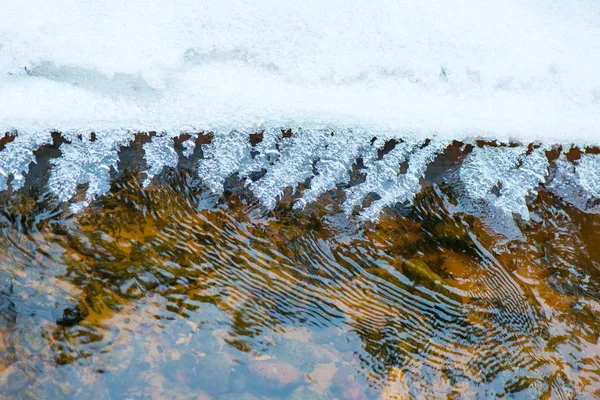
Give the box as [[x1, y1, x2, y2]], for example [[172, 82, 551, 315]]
[[0, 134, 599, 399]]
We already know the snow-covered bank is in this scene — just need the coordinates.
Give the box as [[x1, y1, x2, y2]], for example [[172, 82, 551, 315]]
[[1, 0, 599, 143]]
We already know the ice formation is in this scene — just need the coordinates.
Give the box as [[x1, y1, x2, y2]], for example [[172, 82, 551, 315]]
[[457, 145, 551, 236], [549, 153, 600, 213], [47, 131, 135, 211], [0, 133, 52, 191], [142, 134, 178, 187], [0, 128, 598, 237]]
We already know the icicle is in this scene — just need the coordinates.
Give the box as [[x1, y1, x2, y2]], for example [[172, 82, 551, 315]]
[[294, 131, 371, 209], [342, 137, 421, 215], [458, 145, 550, 237], [494, 146, 550, 220], [249, 129, 330, 209], [358, 137, 451, 221], [2, 129, 597, 232]]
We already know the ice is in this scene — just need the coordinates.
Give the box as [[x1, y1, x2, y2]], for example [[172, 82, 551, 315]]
[[355, 137, 451, 221], [181, 134, 199, 158], [549, 153, 600, 213], [47, 131, 135, 211], [238, 128, 282, 178], [494, 146, 550, 219], [143, 134, 178, 187], [343, 138, 420, 214], [294, 130, 374, 209], [0, 128, 598, 235], [458, 145, 550, 237], [249, 129, 332, 209], [196, 131, 254, 195], [0, 132, 52, 191], [578, 155, 600, 201]]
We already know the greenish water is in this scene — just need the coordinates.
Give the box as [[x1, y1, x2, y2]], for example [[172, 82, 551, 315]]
[[0, 139, 599, 399]]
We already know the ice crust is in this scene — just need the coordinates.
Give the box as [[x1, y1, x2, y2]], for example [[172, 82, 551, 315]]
[[1, 0, 600, 142], [47, 131, 135, 212], [549, 154, 600, 213], [142, 134, 178, 187], [1, 129, 598, 235], [458, 145, 551, 236], [0, 133, 52, 191]]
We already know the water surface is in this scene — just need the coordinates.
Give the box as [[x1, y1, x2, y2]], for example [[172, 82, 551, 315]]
[[0, 136, 599, 399]]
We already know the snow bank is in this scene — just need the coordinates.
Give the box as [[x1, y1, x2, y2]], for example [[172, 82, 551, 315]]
[[1, 0, 599, 143]]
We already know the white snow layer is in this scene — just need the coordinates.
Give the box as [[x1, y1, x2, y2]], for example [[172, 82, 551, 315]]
[[1, 0, 600, 143]]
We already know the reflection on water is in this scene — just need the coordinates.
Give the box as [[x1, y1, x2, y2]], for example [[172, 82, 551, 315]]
[[0, 137, 599, 399]]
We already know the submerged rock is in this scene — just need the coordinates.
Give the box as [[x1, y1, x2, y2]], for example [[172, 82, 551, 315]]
[[402, 258, 444, 288], [194, 354, 234, 395], [273, 339, 333, 373], [248, 360, 301, 390], [289, 386, 326, 400], [55, 305, 87, 327], [218, 393, 260, 400]]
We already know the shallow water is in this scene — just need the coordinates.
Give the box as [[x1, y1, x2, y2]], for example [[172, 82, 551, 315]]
[[0, 135, 599, 399]]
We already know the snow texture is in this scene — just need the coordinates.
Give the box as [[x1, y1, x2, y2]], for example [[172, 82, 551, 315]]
[[1, 0, 600, 143]]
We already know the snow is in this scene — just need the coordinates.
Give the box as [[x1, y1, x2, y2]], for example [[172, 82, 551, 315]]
[[1, 0, 599, 143]]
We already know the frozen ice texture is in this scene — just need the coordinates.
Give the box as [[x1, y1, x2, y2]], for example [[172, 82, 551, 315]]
[[143, 134, 178, 187], [197, 130, 255, 195], [47, 130, 134, 211], [458, 145, 550, 237], [293, 130, 374, 209], [0, 132, 52, 191], [0, 128, 598, 238], [549, 153, 600, 213], [348, 137, 452, 221]]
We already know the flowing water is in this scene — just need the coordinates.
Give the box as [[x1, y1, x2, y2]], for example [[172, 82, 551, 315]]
[[0, 132, 599, 399]]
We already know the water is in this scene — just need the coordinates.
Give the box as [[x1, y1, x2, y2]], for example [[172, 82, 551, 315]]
[[0, 132, 599, 399]]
